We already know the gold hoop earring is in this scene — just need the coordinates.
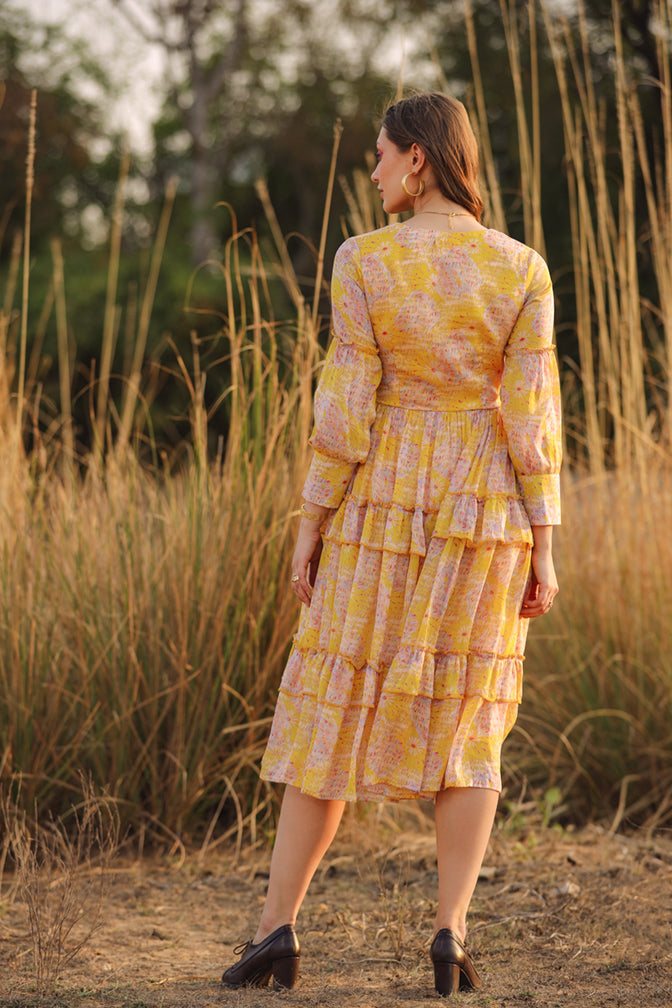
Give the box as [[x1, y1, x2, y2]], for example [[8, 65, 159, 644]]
[[401, 173, 425, 198]]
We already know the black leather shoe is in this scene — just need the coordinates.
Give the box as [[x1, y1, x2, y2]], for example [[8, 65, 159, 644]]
[[430, 928, 482, 997], [221, 923, 300, 989]]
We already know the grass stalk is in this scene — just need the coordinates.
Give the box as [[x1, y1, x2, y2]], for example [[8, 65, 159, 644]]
[[630, 0, 672, 443], [499, 0, 545, 254], [312, 119, 344, 335], [463, 0, 507, 230], [15, 89, 36, 459], [116, 174, 176, 457], [51, 238, 74, 476], [95, 146, 130, 459]]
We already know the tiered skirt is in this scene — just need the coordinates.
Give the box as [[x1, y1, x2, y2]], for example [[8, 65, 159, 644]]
[[260, 404, 533, 801]]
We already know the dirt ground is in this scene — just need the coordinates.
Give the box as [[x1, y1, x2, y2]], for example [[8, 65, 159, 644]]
[[1, 802, 671, 1008]]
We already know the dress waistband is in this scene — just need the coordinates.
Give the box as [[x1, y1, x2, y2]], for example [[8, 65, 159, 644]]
[[376, 390, 501, 413]]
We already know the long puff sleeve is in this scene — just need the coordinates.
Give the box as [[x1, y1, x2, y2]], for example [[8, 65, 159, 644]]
[[302, 238, 383, 509], [501, 251, 562, 525]]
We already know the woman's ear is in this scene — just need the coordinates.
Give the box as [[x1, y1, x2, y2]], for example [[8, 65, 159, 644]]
[[410, 143, 426, 171]]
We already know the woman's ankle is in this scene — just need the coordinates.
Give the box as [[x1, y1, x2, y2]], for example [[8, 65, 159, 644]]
[[433, 916, 467, 943], [253, 916, 295, 945]]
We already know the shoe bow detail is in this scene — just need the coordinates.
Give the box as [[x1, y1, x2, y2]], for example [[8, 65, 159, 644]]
[[221, 923, 300, 990]]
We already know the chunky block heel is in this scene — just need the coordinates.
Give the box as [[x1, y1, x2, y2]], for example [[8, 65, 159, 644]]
[[272, 953, 300, 989], [222, 924, 300, 989], [432, 959, 461, 997], [430, 928, 482, 997]]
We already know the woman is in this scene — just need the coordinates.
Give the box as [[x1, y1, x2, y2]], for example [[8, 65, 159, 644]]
[[222, 91, 561, 997]]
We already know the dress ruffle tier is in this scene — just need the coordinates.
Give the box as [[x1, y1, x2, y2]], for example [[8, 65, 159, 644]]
[[261, 405, 531, 800]]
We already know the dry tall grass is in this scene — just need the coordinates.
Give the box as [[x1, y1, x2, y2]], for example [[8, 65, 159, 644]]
[[0, 218, 321, 848], [471, 0, 672, 827], [1, 776, 119, 994], [0, 2, 671, 843], [516, 467, 672, 830]]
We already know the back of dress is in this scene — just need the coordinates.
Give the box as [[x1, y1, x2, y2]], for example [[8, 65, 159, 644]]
[[261, 222, 562, 802], [353, 224, 550, 414], [305, 222, 561, 531]]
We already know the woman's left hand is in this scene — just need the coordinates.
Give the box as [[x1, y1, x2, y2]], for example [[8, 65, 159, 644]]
[[521, 541, 558, 618], [290, 519, 324, 606]]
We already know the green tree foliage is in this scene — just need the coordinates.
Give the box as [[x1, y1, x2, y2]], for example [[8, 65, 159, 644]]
[[0, 9, 174, 455], [119, 0, 400, 262], [0, 30, 104, 256]]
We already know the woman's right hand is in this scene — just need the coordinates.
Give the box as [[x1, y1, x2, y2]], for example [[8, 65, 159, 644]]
[[291, 518, 325, 606]]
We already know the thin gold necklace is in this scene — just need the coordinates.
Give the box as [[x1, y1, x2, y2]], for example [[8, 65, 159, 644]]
[[417, 210, 472, 218], [414, 209, 474, 229]]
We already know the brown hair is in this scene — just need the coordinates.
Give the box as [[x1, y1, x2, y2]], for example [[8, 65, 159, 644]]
[[382, 92, 484, 221]]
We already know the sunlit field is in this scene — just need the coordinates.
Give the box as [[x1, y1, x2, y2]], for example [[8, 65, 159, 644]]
[[1, 0, 671, 853]]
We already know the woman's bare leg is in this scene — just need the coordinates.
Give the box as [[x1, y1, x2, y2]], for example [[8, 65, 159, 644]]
[[254, 784, 345, 943], [433, 786, 499, 941]]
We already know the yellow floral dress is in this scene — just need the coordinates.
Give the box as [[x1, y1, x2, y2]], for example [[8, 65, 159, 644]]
[[261, 222, 562, 801]]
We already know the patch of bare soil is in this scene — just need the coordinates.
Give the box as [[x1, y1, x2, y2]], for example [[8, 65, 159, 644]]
[[1, 805, 671, 1008]]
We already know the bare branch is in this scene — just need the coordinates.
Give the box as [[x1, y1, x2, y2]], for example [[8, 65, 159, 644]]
[[110, 0, 188, 52]]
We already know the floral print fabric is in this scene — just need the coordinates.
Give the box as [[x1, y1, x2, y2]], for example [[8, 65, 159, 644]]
[[261, 223, 562, 800]]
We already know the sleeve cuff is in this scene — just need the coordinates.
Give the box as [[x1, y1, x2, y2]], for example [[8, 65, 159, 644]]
[[519, 472, 562, 525], [302, 450, 355, 509]]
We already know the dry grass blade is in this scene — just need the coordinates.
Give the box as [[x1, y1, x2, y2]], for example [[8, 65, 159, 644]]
[[312, 119, 344, 333], [51, 237, 74, 476], [463, 0, 508, 231], [95, 146, 130, 459], [499, 0, 545, 255], [116, 175, 177, 456], [15, 88, 36, 459]]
